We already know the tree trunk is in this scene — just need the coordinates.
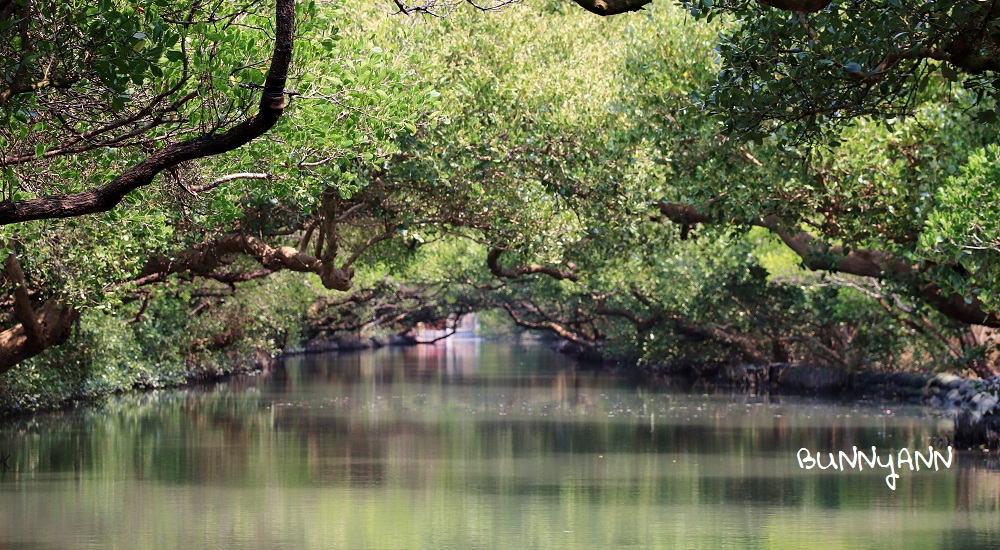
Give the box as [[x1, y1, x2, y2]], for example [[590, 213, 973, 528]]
[[0, 253, 79, 373]]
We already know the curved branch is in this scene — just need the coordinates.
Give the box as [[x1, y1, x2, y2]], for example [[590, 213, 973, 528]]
[[593, 301, 663, 332], [0, 0, 296, 225], [502, 303, 598, 348], [757, 0, 831, 13], [593, 294, 768, 362], [1, 252, 78, 374], [567, 0, 830, 16], [135, 227, 388, 294], [0, 301, 78, 374], [656, 201, 1000, 327], [413, 327, 458, 344], [671, 317, 770, 363], [136, 234, 321, 285], [487, 247, 580, 281], [5, 253, 42, 342], [569, 0, 652, 16]]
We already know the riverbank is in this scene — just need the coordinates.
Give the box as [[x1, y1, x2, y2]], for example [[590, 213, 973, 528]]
[[551, 340, 1000, 450], [0, 331, 459, 418], [0, 347, 277, 420], [6, 334, 999, 450], [0, 332, 468, 418], [7, 341, 995, 549], [646, 359, 1000, 449]]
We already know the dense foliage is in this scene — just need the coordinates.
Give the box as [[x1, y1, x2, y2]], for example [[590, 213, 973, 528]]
[[1, 0, 997, 411]]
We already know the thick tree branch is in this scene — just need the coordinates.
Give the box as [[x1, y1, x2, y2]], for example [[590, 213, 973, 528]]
[[593, 300, 663, 332], [757, 0, 831, 13], [503, 302, 598, 348], [412, 327, 458, 344], [135, 226, 389, 293], [656, 201, 1000, 327], [0, 0, 296, 225], [593, 293, 769, 362], [5, 253, 42, 343], [569, 0, 652, 16], [312, 189, 394, 292], [487, 247, 580, 281], [1, 87, 197, 167], [137, 234, 321, 285], [672, 317, 770, 363], [1, 252, 78, 373], [568, 0, 830, 16], [0, 301, 78, 374], [0, 77, 78, 108]]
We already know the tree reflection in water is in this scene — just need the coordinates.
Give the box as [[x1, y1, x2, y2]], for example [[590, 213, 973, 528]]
[[0, 343, 997, 549]]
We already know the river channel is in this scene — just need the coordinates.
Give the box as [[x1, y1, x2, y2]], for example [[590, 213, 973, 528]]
[[0, 342, 998, 549]]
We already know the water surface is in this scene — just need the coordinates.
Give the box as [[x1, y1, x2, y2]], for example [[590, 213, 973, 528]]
[[0, 342, 997, 549]]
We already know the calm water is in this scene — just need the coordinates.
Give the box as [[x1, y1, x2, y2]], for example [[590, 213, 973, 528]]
[[0, 342, 998, 549]]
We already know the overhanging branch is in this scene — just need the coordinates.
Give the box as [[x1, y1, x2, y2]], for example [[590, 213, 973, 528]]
[[0, 0, 296, 226], [502, 302, 598, 348], [487, 247, 579, 281], [569, 0, 652, 16], [656, 201, 1000, 327], [136, 234, 321, 285], [757, 0, 831, 13], [1, 252, 78, 373], [567, 0, 830, 16]]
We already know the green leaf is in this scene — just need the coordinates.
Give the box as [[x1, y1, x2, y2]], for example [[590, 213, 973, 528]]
[[976, 110, 997, 123], [941, 64, 959, 82]]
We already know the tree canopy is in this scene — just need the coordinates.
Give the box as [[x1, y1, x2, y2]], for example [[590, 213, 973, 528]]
[[1, 0, 998, 392]]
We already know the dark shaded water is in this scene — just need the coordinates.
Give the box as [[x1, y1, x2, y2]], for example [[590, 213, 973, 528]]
[[0, 342, 998, 549]]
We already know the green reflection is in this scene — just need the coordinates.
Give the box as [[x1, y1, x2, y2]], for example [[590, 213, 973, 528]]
[[0, 343, 997, 549]]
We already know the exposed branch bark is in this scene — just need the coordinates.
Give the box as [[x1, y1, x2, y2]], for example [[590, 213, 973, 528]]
[[304, 280, 480, 341], [502, 303, 598, 349], [655, 202, 712, 225], [487, 247, 580, 281], [757, 0, 831, 13], [209, 268, 275, 284], [135, 224, 391, 293], [127, 290, 151, 325], [0, 301, 78, 373], [568, 0, 652, 16], [0, 0, 296, 225], [1, 252, 78, 374], [0, 0, 33, 109], [412, 327, 457, 344], [567, 0, 830, 16], [593, 301, 663, 332], [593, 294, 769, 362], [5, 253, 42, 343], [136, 234, 321, 285], [345, 231, 394, 265], [656, 201, 1000, 327], [0, 77, 78, 108], [672, 317, 770, 363], [313, 188, 392, 292], [1, 87, 198, 167]]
